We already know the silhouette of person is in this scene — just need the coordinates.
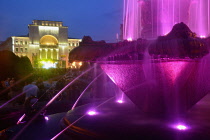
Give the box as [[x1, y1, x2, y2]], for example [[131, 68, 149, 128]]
[[23, 78, 39, 102], [23, 78, 39, 117]]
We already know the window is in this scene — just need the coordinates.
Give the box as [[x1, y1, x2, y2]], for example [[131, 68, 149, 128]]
[[25, 48, 27, 52], [15, 40, 18, 44], [20, 41, 23, 45], [25, 41, 27, 45], [20, 48, 23, 52], [72, 43, 75, 46], [16, 48, 18, 52]]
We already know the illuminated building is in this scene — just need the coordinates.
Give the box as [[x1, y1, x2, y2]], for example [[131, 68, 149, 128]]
[[0, 20, 81, 68]]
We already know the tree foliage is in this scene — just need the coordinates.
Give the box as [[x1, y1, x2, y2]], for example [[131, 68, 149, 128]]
[[0, 50, 33, 80]]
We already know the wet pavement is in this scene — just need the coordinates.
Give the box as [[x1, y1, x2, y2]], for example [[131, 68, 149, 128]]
[[5, 112, 70, 140], [1, 94, 210, 140], [0, 99, 73, 140], [61, 94, 210, 140]]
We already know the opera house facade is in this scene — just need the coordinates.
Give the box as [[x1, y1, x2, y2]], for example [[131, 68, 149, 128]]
[[0, 20, 81, 68]]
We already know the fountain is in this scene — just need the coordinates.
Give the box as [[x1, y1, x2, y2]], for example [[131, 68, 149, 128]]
[[123, 0, 210, 40], [61, 0, 210, 139], [68, 22, 210, 113], [6, 0, 210, 140]]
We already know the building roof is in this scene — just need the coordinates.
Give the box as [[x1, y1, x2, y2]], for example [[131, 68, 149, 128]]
[[19, 34, 29, 37], [33, 19, 63, 22], [68, 37, 81, 39]]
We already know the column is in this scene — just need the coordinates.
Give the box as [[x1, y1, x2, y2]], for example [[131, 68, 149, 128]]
[[39, 49, 42, 59], [56, 49, 59, 60], [45, 49, 48, 59], [51, 49, 53, 59]]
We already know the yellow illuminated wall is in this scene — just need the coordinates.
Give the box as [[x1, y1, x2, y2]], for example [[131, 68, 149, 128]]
[[3, 20, 82, 68]]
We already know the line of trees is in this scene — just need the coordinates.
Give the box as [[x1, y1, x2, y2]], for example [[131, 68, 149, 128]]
[[0, 50, 33, 81]]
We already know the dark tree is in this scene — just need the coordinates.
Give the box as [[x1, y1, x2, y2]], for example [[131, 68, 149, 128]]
[[16, 56, 33, 78], [0, 50, 33, 81]]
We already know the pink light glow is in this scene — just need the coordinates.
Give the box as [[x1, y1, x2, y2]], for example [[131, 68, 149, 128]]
[[123, 0, 139, 40], [116, 93, 124, 104], [107, 75, 116, 84], [17, 114, 26, 124], [124, 0, 210, 39], [200, 35, 206, 38], [45, 116, 49, 121], [170, 122, 189, 131], [117, 99, 123, 103], [87, 111, 97, 116], [161, 61, 187, 83], [127, 37, 133, 41], [176, 124, 187, 130], [164, 32, 169, 36]]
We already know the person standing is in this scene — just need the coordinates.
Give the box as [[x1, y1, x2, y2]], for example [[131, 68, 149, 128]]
[[23, 78, 39, 116], [1, 78, 10, 100], [35, 77, 44, 98], [23, 79, 39, 102], [8, 78, 19, 106], [4, 78, 10, 88]]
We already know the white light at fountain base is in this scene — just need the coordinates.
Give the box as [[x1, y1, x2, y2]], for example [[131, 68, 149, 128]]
[[127, 37, 132, 41], [45, 116, 49, 121], [176, 125, 187, 130], [117, 99, 123, 104], [164, 32, 169, 36], [200, 35, 206, 38], [170, 122, 189, 131], [87, 111, 97, 116], [174, 124, 188, 131]]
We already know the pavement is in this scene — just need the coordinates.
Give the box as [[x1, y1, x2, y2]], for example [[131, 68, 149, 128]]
[[0, 93, 97, 140], [1, 93, 210, 140], [0, 99, 73, 140], [3, 112, 70, 140]]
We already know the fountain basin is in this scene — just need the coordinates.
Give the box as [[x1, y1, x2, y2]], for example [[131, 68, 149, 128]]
[[100, 59, 210, 114], [61, 94, 210, 140]]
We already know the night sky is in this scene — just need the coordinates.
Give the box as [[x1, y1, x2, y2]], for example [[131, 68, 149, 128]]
[[0, 0, 123, 42]]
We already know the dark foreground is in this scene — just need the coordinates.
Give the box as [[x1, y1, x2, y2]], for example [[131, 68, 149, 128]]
[[1, 94, 210, 140]]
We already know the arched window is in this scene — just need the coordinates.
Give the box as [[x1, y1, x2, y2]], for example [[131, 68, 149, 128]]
[[40, 35, 58, 46]]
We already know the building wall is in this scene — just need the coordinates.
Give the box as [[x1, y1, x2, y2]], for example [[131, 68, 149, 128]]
[[12, 37, 30, 57]]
